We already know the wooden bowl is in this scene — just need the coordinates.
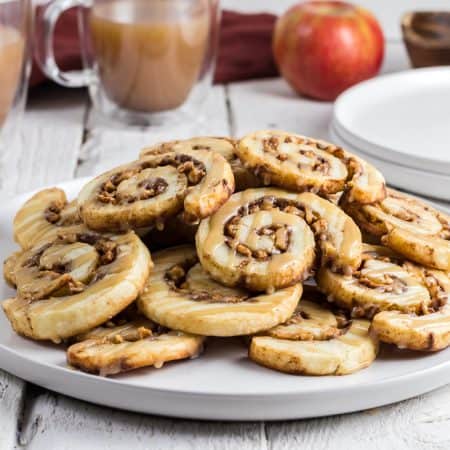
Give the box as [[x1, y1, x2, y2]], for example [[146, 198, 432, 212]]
[[402, 12, 450, 67]]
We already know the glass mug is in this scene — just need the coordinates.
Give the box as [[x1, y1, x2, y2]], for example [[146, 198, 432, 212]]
[[0, 0, 30, 152], [37, 0, 220, 126]]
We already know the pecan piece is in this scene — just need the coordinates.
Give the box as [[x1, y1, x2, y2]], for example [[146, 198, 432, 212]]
[[275, 227, 289, 251], [166, 265, 186, 284], [94, 239, 117, 265], [44, 201, 63, 224], [236, 244, 252, 257], [254, 249, 269, 260]]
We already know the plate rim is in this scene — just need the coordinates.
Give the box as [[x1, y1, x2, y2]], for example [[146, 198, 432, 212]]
[[333, 66, 450, 175], [2, 336, 450, 397]]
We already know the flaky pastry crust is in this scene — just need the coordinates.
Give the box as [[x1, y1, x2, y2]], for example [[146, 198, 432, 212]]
[[236, 130, 386, 203], [78, 150, 234, 231], [196, 188, 362, 292], [342, 189, 450, 271], [3, 229, 152, 343], [138, 246, 302, 336], [249, 295, 378, 375], [140, 136, 260, 191], [13, 188, 81, 249], [372, 267, 450, 351], [68, 317, 204, 376], [317, 244, 432, 318]]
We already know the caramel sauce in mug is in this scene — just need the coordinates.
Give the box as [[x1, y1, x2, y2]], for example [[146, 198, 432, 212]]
[[89, 0, 210, 113], [0, 25, 24, 127]]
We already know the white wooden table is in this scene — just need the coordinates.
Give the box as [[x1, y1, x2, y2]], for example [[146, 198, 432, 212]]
[[2, 36, 450, 450]]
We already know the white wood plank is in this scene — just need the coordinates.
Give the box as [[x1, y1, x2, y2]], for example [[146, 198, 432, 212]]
[[222, 0, 450, 41], [77, 85, 230, 176], [4, 86, 87, 194], [19, 391, 265, 450], [229, 76, 333, 140], [0, 372, 24, 450], [267, 384, 450, 450]]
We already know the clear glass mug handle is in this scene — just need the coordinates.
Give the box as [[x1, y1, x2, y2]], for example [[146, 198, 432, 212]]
[[35, 0, 93, 87]]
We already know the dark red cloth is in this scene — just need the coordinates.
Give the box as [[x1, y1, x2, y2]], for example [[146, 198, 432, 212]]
[[215, 11, 278, 83], [31, 9, 279, 87]]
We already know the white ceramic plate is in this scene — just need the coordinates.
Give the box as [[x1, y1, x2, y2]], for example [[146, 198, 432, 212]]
[[333, 67, 450, 176], [2, 179, 450, 421], [330, 121, 450, 201]]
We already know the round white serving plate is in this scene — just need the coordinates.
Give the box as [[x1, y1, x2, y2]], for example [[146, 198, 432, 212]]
[[330, 121, 450, 201], [2, 179, 450, 421], [333, 66, 450, 176]]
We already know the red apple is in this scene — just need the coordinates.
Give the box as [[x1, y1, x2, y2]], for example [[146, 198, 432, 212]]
[[273, 1, 384, 101]]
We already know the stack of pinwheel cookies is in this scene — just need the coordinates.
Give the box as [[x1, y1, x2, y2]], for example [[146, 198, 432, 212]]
[[3, 130, 449, 377]]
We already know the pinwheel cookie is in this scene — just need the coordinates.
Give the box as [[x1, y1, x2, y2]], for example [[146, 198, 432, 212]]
[[3, 251, 21, 287], [236, 130, 386, 204], [140, 137, 261, 192], [249, 295, 378, 375], [138, 246, 302, 336], [196, 188, 362, 292], [78, 148, 234, 231], [140, 138, 262, 248], [372, 266, 450, 351], [13, 188, 82, 249], [342, 189, 450, 271], [67, 316, 204, 376], [316, 244, 432, 318], [2, 228, 152, 343]]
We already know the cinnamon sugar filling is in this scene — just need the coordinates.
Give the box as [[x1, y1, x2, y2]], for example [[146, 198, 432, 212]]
[[260, 134, 361, 180], [165, 261, 250, 304], [221, 196, 340, 267], [97, 154, 206, 205], [14, 232, 118, 300]]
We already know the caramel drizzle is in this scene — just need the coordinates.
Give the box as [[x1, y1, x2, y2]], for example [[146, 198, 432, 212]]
[[372, 191, 448, 238], [352, 249, 436, 302], [359, 249, 449, 314], [16, 194, 82, 248], [16, 232, 118, 301], [379, 200, 420, 223], [437, 212, 450, 240], [82, 320, 156, 345], [267, 302, 347, 341], [260, 134, 367, 183], [354, 257, 408, 295], [410, 266, 449, 311], [97, 153, 206, 205], [223, 196, 321, 260], [200, 189, 362, 291], [248, 131, 386, 205], [165, 261, 250, 304], [373, 271, 450, 350]]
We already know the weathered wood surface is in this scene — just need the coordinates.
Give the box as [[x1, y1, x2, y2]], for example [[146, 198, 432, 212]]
[[0, 373, 24, 450], [18, 387, 265, 450]]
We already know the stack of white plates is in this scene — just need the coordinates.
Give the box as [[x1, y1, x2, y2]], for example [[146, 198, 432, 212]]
[[330, 67, 450, 201]]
